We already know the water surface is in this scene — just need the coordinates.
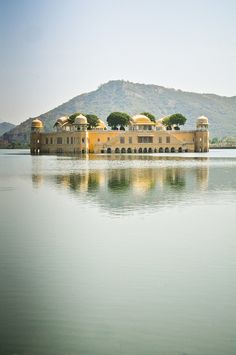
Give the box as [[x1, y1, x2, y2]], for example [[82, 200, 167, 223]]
[[0, 149, 236, 355]]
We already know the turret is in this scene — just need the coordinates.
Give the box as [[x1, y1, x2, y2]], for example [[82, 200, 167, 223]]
[[31, 119, 43, 154], [31, 118, 43, 133], [195, 116, 209, 152], [196, 116, 208, 131], [72, 114, 89, 152], [73, 114, 88, 131]]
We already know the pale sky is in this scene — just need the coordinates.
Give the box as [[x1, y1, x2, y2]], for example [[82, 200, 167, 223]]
[[0, 0, 236, 124]]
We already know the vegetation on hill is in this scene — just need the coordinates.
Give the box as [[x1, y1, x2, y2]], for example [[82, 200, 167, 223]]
[[2, 80, 236, 143]]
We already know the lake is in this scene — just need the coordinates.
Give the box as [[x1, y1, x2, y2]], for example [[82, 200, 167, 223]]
[[0, 149, 236, 355]]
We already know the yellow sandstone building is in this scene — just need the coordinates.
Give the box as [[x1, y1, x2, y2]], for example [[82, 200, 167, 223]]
[[30, 114, 209, 154]]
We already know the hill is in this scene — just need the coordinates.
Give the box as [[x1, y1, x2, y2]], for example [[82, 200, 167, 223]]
[[0, 122, 16, 136], [2, 80, 236, 143]]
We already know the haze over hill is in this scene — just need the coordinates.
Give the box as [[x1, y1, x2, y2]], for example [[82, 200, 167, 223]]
[[2, 80, 236, 143]]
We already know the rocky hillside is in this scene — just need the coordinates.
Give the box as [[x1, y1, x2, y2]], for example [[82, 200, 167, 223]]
[[2, 80, 236, 143], [0, 122, 16, 136]]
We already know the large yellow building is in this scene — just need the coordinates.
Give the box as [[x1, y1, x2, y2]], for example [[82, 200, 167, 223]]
[[30, 114, 209, 154]]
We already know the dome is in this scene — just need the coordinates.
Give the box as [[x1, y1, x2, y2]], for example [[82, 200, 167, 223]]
[[57, 116, 68, 124], [54, 116, 69, 127], [74, 114, 88, 125], [197, 116, 208, 125], [97, 119, 106, 129], [131, 114, 155, 125], [31, 118, 43, 128], [54, 116, 69, 128]]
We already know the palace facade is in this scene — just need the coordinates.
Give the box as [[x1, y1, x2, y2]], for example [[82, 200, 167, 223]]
[[30, 114, 209, 154]]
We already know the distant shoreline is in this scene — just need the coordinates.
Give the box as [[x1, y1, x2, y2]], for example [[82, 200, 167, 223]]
[[210, 146, 236, 149]]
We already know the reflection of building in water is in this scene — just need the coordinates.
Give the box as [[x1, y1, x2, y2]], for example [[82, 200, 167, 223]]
[[131, 169, 161, 194], [32, 162, 210, 213], [31, 155, 44, 187], [164, 168, 186, 189], [30, 114, 209, 155], [32, 174, 44, 188], [196, 167, 209, 190], [53, 171, 107, 193]]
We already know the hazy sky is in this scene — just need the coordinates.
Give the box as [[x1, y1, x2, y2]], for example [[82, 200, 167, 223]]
[[0, 0, 236, 124]]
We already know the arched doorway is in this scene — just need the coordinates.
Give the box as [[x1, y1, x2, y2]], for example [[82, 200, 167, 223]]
[[143, 148, 147, 153], [127, 148, 132, 153], [121, 148, 126, 153], [165, 147, 169, 153], [171, 147, 175, 153], [159, 147, 163, 153], [107, 147, 112, 154], [178, 147, 182, 153], [154, 148, 157, 153], [138, 148, 142, 153], [115, 148, 120, 154], [148, 148, 153, 153]]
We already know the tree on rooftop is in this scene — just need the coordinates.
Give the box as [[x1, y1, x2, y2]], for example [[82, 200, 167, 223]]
[[162, 113, 187, 130], [140, 112, 156, 122], [85, 114, 99, 130], [107, 112, 131, 130], [68, 112, 82, 123], [162, 116, 172, 130], [169, 113, 187, 129]]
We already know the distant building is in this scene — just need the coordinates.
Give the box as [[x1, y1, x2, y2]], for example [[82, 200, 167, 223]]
[[30, 114, 209, 154]]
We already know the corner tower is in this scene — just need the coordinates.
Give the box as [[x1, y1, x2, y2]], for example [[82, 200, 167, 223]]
[[73, 114, 89, 153], [194, 116, 209, 152], [30, 119, 43, 154]]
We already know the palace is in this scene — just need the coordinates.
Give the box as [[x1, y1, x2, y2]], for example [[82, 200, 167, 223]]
[[30, 114, 209, 154]]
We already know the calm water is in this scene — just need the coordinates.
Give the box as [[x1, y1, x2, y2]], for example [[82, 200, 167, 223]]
[[0, 149, 236, 355]]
